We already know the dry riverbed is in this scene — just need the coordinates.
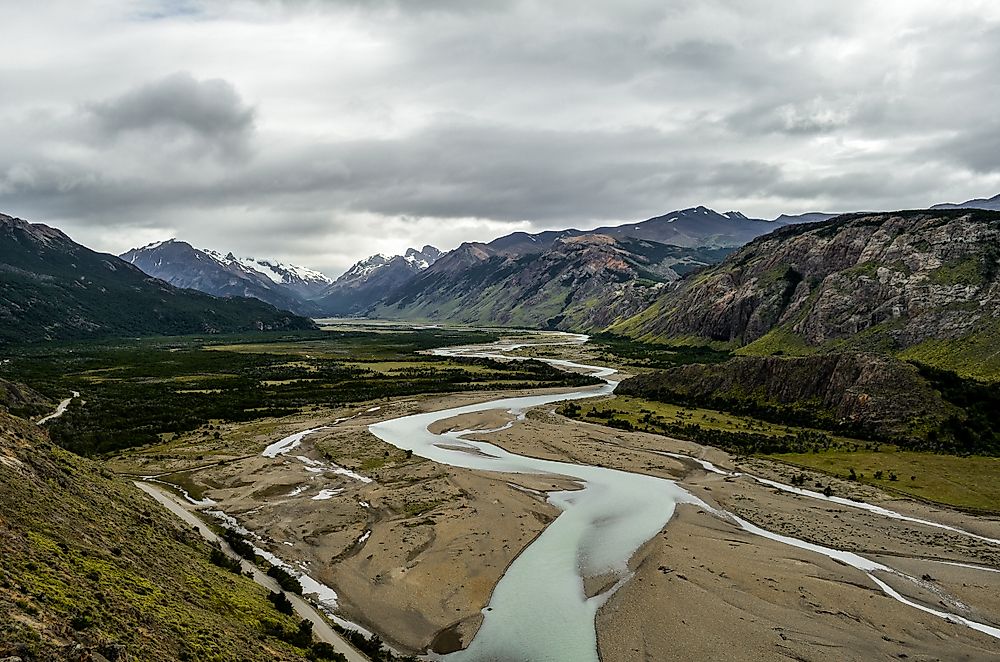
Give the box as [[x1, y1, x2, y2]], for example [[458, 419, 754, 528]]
[[120, 388, 1000, 660]]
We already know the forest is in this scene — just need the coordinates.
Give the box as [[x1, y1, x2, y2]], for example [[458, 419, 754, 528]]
[[4, 328, 600, 456]]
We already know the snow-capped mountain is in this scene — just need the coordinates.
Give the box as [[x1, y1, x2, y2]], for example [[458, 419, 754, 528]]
[[203, 251, 332, 299], [314, 245, 442, 316], [120, 240, 324, 316]]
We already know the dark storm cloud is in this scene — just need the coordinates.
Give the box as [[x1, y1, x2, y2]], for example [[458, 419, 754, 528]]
[[1, 1, 999, 274], [86, 72, 256, 157]]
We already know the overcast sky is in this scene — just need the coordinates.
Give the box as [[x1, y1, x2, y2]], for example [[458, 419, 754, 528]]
[[2, 0, 999, 276]]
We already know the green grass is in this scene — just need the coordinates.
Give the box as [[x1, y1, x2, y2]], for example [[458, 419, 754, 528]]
[[578, 396, 864, 446], [928, 255, 984, 286], [571, 396, 1000, 512], [767, 449, 1000, 513], [0, 413, 315, 661], [899, 322, 1000, 382]]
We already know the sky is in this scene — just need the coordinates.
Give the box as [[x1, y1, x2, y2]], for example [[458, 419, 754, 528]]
[[2, 0, 999, 277]]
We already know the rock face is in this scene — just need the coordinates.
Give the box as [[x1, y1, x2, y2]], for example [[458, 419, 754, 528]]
[[0, 213, 314, 346], [616, 353, 958, 443], [373, 235, 731, 330], [314, 245, 442, 316], [612, 209, 1000, 379]]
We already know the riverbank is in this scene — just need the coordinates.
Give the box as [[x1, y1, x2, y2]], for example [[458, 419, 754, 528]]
[[113, 333, 1000, 660], [133, 481, 369, 662]]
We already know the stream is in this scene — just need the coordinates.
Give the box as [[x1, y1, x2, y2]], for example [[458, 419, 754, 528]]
[[366, 333, 1000, 661]]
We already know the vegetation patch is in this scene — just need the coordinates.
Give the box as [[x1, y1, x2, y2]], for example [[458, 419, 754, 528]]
[[2, 329, 599, 456]]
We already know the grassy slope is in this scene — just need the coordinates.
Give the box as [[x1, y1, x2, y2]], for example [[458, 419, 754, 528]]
[[0, 411, 313, 661]]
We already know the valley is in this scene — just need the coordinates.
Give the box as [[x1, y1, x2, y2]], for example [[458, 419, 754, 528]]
[[12, 324, 993, 660], [6, 5, 1000, 660]]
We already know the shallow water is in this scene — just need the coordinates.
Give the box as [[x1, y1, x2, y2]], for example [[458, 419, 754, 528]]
[[368, 333, 1000, 659]]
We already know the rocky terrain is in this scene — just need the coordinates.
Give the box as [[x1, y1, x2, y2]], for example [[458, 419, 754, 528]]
[[611, 209, 1000, 379], [373, 235, 730, 330], [0, 214, 315, 346]]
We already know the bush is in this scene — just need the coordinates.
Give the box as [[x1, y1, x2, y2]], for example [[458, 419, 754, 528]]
[[222, 528, 257, 560], [209, 548, 242, 574], [267, 590, 294, 616], [267, 565, 303, 594]]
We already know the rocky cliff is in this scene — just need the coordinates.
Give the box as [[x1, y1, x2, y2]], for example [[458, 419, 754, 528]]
[[611, 209, 1000, 380]]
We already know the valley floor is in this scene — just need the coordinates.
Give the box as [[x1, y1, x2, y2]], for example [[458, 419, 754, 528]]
[[115, 385, 1000, 660]]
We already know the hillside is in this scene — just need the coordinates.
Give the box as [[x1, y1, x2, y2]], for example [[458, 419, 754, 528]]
[[610, 209, 1000, 379], [0, 214, 315, 346], [0, 408, 321, 661], [121, 239, 323, 316], [615, 354, 960, 446], [373, 235, 731, 330]]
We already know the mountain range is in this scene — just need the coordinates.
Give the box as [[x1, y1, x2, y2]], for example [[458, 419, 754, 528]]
[[119, 205, 802, 321], [315, 245, 442, 316], [4, 193, 999, 363], [373, 235, 730, 330], [0, 214, 314, 346], [121, 239, 331, 316], [931, 192, 1000, 211]]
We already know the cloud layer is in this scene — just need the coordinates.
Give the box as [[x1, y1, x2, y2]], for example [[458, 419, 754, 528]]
[[2, 0, 999, 275]]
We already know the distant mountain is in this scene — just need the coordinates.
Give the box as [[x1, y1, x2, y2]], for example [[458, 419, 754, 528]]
[[931, 193, 1000, 211], [372, 235, 731, 331], [219, 254, 332, 299], [121, 240, 325, 316], [771, 212, 838, 224], [610, 208, 1000, 380], [584, 206, 786, 248], [0, 214, 314, 346], [475, 206, 798, 257], [315, 245, 442, 316]]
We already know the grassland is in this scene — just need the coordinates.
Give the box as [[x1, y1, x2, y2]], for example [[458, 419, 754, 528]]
[[767, 448, 1000, 513], [569, 395, 1000, 512], [0, 412, 334, 661], [575, 396, 862, 444]]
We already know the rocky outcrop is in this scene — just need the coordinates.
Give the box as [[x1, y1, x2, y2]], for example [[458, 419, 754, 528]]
[[611, 209, 1000, 378]]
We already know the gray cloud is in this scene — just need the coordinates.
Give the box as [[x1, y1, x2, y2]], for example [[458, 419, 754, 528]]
[[85, 72, 255, 157], [1, 1, 999, 275]]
